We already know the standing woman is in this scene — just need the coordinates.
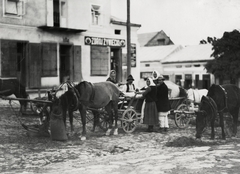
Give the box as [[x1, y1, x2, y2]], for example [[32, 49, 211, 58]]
[[155, 75, 171, 132], [142, 77, 158, 132]]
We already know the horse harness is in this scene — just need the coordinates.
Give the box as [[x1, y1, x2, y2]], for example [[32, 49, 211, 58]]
[[201, 96, 218, 127], [218, 85, 228, 113], [88, 82, 95, 104]]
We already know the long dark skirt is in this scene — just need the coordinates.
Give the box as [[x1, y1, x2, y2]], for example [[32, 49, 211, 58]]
[[143, 101, 158, 125]]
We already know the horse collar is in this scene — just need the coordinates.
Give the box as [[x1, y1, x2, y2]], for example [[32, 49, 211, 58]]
[[89, 82, 95, 103]]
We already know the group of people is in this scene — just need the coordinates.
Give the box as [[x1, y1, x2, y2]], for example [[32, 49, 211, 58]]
[[106, 70, 170, 133]]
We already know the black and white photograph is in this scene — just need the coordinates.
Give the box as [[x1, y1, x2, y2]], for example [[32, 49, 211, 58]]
[[1, 0, 240, 173]]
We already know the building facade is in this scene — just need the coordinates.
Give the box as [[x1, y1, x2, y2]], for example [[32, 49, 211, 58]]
[[162, 44, 215, 89], [0, 0, 141, 89]]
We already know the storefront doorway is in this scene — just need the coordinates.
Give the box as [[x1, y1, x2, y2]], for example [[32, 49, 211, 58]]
[[110, 48, 122, 83], [59, 44, 72, 83]]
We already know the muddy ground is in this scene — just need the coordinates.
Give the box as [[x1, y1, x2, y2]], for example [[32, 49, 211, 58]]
[[1, 98, 240, 174]]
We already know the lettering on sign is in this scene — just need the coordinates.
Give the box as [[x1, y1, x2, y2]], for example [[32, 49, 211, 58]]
[[85, 36, 125, 47]]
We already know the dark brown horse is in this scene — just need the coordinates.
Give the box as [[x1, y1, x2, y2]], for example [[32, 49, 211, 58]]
[[0, 78, 28, 110], [196, 84, 240, 140], [51, 81, 120, 140], [51, 90, 79, 133], [75, 81, 120, 140]]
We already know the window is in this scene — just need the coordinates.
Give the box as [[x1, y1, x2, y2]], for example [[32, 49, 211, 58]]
[[140, 72, 152, 79], [91, 46, 109, 76], [115, 30, 121, 35], [61, 1, 66, 17], [91, 5, 101, 25], [4, 0, 25, 17], [42, 43, 57, 77], [157, 39, 165, 45]]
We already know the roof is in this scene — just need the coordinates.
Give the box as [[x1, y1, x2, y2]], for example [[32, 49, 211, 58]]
[[140, 45, 183, 62], [138, 30, 174, 47], [162, 44, 214, 64], [138, 31, 159, 47]]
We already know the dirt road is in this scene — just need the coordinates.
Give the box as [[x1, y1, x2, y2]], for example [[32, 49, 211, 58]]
[[1, 99, 240, 174]]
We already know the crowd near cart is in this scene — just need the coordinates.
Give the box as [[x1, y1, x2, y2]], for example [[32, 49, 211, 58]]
[[0, 81, 199, 136]]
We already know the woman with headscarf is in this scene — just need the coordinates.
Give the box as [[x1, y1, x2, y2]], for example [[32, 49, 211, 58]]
[[142, 77, 158, 132], [106, 70, 117, 84]]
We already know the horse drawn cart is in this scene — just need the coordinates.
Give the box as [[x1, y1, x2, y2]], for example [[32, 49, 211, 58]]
[[111, 87, 200, 133], [98, 90, 196, 134]]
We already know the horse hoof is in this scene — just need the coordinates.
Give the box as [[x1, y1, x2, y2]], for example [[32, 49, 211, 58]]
[[105, 129, 111, 136], [80, 136, 86, 141], [113, 128, 118, 135]]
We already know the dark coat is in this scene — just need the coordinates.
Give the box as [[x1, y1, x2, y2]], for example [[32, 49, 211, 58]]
[[106, 77, 116, 84], [156, 82, 171, 112]]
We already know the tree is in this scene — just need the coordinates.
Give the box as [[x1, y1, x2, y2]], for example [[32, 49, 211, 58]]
[[203, 30, 240, 83]]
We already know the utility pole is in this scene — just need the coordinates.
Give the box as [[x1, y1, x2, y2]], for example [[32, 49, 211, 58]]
[[126, 0, 131, 76]]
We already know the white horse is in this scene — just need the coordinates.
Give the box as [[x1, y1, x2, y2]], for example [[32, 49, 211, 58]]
[[187, 88, 208, 104]]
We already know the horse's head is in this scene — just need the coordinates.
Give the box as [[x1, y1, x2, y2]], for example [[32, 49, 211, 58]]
[[195, 96, 218, 139], [195, 110, 207, 139]]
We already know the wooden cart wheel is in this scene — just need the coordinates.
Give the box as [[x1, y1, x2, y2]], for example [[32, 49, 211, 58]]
[[121, 108, 138, 133], [99, 110, 109, 131], [174, 103, 191, 128]]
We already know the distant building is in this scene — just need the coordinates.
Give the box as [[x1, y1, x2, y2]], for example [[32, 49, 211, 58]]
[[162, 44, 214, 89], [139, 45, 183, 87], [138, 30, 174, 47]]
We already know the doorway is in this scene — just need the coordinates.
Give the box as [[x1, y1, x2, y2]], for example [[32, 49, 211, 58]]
[[17, 42, 27, 85], [59, 44, 72, 83], [202, 74, 210, 89], [110, 48, 122, 82]]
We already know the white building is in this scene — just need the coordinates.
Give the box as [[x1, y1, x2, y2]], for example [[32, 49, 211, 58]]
[[139, 45, 183, 87], [0, 0, 141, 89], [162, 44, 214, 89]]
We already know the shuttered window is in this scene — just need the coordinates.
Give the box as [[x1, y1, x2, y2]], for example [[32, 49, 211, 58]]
[[42, 43, 57, 77], [91, 46, 109, 76], [1, 40, 18, 77]]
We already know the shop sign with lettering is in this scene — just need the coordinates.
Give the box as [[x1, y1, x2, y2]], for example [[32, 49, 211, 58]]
[[131, 43, 136, 67], [85, 36, 125, 47]]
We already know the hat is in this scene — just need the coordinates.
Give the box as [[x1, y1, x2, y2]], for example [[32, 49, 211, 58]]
[[127, 75, 134, 81], [158, 75, 165, 80]]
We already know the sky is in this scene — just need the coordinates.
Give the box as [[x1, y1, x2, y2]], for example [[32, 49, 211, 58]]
[[111, 0, 240, 46]]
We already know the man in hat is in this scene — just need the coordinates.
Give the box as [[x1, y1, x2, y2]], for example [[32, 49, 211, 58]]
[[121, 74, 136, 92], [155, 73, 171, 132]]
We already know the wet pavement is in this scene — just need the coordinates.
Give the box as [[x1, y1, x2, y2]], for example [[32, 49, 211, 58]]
[[1, 95, 240, 174]]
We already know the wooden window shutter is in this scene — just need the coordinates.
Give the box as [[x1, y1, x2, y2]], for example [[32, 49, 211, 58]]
[[1, 40, 17, 77], [73, 45, 82, 82], [29, 43, 42, 88], [42, 43, 57, 77], [91, 46, 109, 76]]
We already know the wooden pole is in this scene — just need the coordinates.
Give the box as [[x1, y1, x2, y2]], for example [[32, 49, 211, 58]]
[[127, 0, 131, 76]]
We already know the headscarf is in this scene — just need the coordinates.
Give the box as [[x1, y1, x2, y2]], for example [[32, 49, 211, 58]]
[[147, 77, 156, 86], [152, 70, 160, 80]]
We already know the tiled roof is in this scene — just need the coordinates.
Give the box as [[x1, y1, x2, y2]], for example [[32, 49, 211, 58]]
[[162, 44, 214, 63], [140, 45, 183, 62]]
